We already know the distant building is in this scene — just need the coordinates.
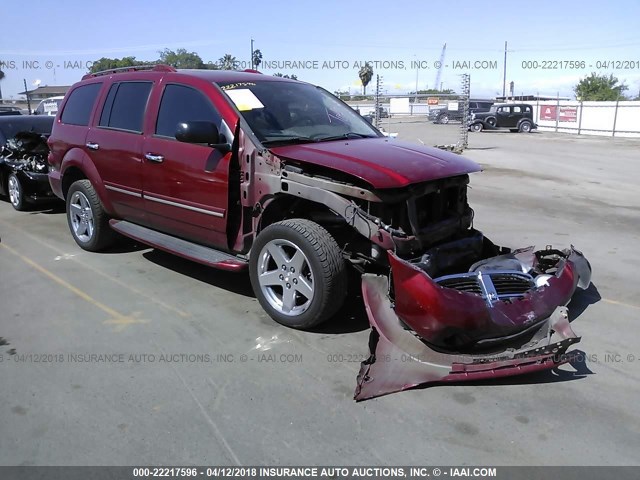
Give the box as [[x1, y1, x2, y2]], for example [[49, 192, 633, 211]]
[[18, 85, 71, 101]]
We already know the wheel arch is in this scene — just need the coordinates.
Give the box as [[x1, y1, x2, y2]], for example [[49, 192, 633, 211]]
[[60, 148, 116, 214], [258, 194, 344, 234]]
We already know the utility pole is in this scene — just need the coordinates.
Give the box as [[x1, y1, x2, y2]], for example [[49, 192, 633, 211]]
[[23, 79, 32, 114], [250, 38, 254, 70], [502, 41, 508, 98]]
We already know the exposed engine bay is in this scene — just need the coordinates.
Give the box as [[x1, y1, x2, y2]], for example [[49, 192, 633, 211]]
[[0, 131, 50, 173]]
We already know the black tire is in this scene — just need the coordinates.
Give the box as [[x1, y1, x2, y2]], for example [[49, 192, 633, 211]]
[[486, 117, 497, 127], [519, 121, 532, 133], [66, 179, 115, 252], [249, 219, 348, 329], [438, 114, 449, 124], [470, 123, 483, 132], [7, 173, 27, 211]]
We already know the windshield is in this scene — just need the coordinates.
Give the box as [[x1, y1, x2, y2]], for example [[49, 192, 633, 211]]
[[217, 80, 381, 145], [489, 105, 499, 113]]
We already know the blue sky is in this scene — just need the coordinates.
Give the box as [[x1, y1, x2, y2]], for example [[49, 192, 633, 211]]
[[1, 0, 640, 100]]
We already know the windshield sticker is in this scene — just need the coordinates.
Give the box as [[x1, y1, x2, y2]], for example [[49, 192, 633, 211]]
[[220, 82, 257, 90], [225, 89, 264, 111]]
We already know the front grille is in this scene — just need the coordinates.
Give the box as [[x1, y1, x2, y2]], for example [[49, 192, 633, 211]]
[[434, 271, 535, 306], [436, 277, 483, 295], [490, 273, 534, 296]]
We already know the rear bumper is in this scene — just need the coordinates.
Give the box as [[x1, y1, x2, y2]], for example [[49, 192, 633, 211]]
[[48, 169, 64, 199]]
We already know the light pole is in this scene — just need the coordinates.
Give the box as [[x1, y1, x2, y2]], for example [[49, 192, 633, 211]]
[[250, 38, 254, 70], [502, 41, 508, 97]]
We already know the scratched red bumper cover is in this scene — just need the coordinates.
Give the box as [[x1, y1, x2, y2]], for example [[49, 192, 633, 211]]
[[355, 245, 591, 401]]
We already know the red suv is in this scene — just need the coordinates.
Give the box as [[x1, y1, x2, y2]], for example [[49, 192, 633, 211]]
[[48, 65, 591, 399]]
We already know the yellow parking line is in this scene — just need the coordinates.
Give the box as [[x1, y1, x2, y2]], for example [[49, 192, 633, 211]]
[[0, 219, 189, 318], [0, 242, 124, 319], [602, 298, 640, 310]]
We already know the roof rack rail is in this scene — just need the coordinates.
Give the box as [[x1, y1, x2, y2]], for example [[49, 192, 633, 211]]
[[82, 64, 176, 80]]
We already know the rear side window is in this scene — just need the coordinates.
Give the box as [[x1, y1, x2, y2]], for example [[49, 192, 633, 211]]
[[155, 84, 221, 138], [60, 83, 102, 126], [99, 81, 152, 133]]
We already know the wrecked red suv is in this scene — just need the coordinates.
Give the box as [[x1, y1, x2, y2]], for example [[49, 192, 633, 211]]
[[48, 65, 591, 400]]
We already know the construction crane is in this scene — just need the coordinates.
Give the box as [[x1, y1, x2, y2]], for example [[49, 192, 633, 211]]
[[434, 43, 446, 91]]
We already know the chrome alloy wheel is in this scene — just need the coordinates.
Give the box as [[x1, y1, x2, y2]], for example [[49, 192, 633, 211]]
[[256, 239, 315, 316], [69, 190, 95, 242], [8, 175, 20, 207]]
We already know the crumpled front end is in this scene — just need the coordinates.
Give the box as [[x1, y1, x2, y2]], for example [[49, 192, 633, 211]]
[[355, 244, 591, 401], [0, 130, 55, 200]]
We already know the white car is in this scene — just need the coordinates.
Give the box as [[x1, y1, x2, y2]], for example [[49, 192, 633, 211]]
[[34, 96, 65, 116]]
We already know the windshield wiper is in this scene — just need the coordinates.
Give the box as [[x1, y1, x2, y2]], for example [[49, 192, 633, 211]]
[[261, 136, 316, 146], [315, 132, 377, 142]]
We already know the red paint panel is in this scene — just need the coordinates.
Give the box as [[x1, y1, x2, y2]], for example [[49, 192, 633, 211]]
[[271, 138, 481, 189]]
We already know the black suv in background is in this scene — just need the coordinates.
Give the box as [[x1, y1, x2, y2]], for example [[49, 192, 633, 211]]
[[429, 100, 493, 124]]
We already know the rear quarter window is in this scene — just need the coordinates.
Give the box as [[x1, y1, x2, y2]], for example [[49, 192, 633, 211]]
[[60, 83, 102, 126]]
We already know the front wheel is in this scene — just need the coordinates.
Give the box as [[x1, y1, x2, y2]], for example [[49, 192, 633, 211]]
[[7, 173, 27, 211], [249, 219, 348, 329], [66, 179, 115, 251], [519, 121, 532, 133], [438, 114, 450, 124], [470, 123, 483, 132]]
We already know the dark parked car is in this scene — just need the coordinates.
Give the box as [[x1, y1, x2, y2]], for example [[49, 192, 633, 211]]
[[429, 100, 493, 124], [0, 115, 57, 210], [469, 103, 536, 132], [0, 105, 23, 116], [48, 65, 591, 400]]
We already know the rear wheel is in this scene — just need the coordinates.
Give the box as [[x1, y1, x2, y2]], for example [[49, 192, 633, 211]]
[[438, 114, 450, 124], [249, 219, 348, 329], [7, 173, 27, 211], [66, 179, 115, 251], [519, 121, 532, 133]]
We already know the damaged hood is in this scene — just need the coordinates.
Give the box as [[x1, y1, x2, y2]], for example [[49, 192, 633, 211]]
[[270, 138, 481, 189]]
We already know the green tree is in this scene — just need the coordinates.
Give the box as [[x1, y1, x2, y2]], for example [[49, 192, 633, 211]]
[[158, 48, 205, 69], [89, 56, 141, 73], [252, 49, 263, 69], [358, 62, 373, 95], [410, 88, 456, 95], [218, 54, 239, 70], [574, 73, 628, 100]]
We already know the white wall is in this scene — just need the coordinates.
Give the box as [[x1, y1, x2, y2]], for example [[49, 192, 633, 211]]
[[531, 100, 640, 138]]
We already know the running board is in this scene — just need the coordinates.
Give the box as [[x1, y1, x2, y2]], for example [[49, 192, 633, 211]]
[[109, 220, 248, 272]]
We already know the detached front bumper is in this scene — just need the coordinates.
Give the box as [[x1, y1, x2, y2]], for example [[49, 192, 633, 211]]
[[355, 245, 591, 401]]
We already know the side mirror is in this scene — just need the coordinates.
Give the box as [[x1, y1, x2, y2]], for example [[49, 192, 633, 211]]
[[175, 121, 231, 152]]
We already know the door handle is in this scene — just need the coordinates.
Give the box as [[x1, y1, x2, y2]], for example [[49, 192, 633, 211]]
[[86, 142, 99, 150], [145, 153, 164, 163]]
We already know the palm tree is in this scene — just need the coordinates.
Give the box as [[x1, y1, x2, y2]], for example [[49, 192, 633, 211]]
[[252, 49, 263, 69], [218, 54, 239, 70], [358, 63, 373, 95]]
